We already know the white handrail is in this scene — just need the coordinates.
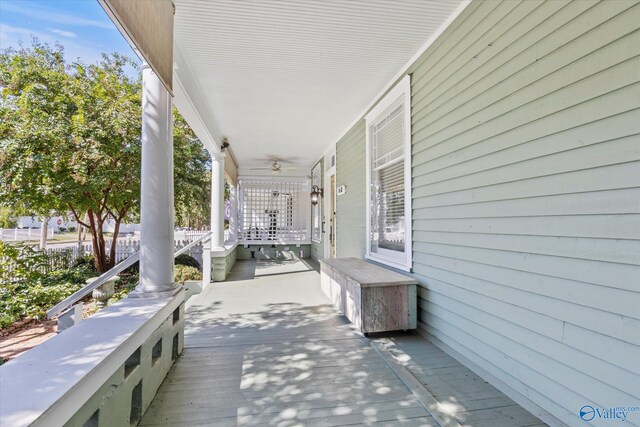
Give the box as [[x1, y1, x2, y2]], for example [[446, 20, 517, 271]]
[[46, 232, 212, 319]]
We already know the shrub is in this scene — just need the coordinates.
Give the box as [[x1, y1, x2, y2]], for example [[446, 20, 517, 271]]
[[174, 265, 202, 284], [0, 242, 47, 286], [0, 241, 97, 328], [73, 255, 97, 272], [0, 267, 96, 328], [123, 260, 139, 274], [109, 274, 138, 304], [175, 254, 200, 269]]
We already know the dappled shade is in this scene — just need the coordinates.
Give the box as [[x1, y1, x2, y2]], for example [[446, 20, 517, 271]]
[[140, 260, 541, 426], [141, 260, 434, 426]]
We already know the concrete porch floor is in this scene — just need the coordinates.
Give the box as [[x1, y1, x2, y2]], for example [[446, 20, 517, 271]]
[[140, 259, 545, 427]]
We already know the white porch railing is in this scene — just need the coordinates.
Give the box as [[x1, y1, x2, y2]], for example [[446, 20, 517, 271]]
[[1, 231, 208, 283], [46, 232, 212, 320]]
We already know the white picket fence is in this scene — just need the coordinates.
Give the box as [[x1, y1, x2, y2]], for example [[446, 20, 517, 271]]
[[0, 228, 55, 242], [1, 231, 213, 283], [40, 231, 207, 272]]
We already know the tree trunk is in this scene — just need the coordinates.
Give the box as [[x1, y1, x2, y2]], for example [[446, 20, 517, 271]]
[[39, 215, 49, 250], [108, 218, 121, 270], [96, 219, 107, 273], [77, 223, 84, 256], [81, 213, 89, 241], [87, 210, 107, 273]]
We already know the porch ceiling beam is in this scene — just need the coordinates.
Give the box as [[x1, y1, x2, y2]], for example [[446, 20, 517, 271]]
[[98, 0, 174, 94], [172, 45, 223, 154]]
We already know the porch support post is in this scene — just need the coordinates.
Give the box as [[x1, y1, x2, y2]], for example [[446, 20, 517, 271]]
[[202, 238, 211, 285], [210, 152, 226, 250], [133, 64, 178, 297], [229, 184, 238, 242]]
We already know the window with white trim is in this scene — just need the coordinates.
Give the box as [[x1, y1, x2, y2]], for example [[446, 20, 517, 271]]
[[365, 75, 412, 271], [311, 162, 322, 242]]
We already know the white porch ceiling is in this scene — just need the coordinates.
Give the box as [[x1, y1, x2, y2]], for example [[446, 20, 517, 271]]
[[173, 0, 465, 172]]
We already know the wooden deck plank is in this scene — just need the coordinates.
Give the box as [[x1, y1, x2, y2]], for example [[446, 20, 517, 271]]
[[140, 260, 544, 427]]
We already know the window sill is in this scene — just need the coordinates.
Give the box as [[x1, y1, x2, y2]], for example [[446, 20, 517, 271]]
[[365, 253, 411, 272]]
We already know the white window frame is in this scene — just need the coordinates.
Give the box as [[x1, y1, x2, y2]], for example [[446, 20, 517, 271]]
[[311, 161, 322, 243], [365, 75, 412, 271]]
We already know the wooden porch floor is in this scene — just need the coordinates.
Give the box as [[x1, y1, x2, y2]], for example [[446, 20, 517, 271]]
[[140, 259, 545, 427]]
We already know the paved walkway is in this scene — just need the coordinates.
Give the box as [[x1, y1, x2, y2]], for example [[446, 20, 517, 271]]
[[140, 259, 544, 427]]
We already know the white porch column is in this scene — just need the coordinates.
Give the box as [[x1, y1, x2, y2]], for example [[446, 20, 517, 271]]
[[210, 151, 226, 250], [229, 184, 238, 242], [134, 64, 177, 296]]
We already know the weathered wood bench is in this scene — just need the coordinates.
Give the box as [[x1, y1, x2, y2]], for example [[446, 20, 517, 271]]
[[319, 258, 418, 334]]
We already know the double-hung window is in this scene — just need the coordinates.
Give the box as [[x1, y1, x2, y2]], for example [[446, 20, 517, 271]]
[[365, 75, 412, 271]]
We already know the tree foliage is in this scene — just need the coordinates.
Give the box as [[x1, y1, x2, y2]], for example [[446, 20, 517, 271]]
[[0, 41, 140, 272], [173, 111, 210, 229], [0, 40, 212, 273], [0, 207, 17, 228]]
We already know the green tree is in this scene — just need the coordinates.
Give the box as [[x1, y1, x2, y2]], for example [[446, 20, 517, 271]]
[[173, 110, 211, 229], [0, 41, 72, 223], [1, 40, 214, 271], [0, 207, 16, 228], [0, 41, 140, 272]]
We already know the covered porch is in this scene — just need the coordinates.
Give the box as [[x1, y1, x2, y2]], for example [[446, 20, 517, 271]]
[[140, 259, 543, 427], [1, 0, 638, 426]]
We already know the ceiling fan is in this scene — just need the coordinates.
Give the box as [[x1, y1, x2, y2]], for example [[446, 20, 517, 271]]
[[250, 160, 297, 174]]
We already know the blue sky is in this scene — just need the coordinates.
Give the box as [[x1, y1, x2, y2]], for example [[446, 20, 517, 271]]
[[0, 0, 139, 67]]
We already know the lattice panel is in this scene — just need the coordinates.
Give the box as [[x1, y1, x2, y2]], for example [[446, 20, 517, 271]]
[[239, 179, 309, 242]]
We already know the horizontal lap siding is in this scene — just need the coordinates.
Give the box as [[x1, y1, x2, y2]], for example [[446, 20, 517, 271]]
[[336, 119, 366, 258], [410, 1, 640, 426]]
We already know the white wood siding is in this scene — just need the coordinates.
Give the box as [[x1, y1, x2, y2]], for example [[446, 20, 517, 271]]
[[409, 0, 640, 425]]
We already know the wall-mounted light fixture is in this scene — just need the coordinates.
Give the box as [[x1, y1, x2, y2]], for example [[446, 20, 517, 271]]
[[310, 185, 323, 206]]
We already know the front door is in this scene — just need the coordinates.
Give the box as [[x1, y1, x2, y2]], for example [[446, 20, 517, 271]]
[[329, 174, 336, 258]]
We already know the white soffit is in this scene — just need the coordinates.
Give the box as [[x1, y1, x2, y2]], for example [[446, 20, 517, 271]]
[[173, 0, 464, 170]]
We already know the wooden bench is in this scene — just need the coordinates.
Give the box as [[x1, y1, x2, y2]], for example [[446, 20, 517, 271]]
[[319, 258, 418, 334]]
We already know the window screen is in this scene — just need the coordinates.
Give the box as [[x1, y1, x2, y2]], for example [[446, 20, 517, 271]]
[[238, 179, 309, 242], [370, 100, 406, 258]]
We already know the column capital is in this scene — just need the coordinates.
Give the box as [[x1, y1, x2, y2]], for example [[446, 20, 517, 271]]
[[210, 151, 226, 161]]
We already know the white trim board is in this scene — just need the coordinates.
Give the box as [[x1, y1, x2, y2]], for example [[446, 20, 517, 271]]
[[365, 75, 413, 272]]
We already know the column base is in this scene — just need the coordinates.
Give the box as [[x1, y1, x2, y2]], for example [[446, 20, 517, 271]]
[[129, 284, 183, 299]]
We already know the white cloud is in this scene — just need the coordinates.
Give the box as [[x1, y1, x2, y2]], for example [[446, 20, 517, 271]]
[[50, 28, 78, 38], [0, 24, 102, 65], [1, 2, 115, 30], [0, 23, 33, 36], [0, 23, 48, 48]]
